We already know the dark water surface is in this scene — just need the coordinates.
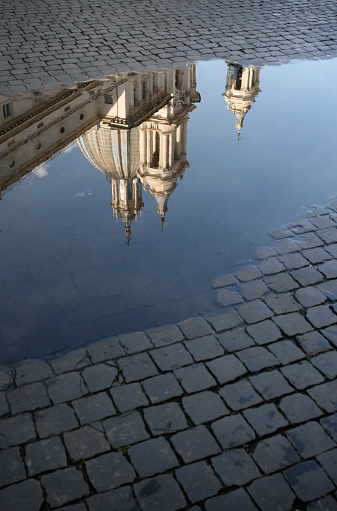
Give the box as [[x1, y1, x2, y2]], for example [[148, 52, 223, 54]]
[[1, 58, 337, 363]]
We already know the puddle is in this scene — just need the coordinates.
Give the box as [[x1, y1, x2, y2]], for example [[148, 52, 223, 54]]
[[1, 59, 337, 364]]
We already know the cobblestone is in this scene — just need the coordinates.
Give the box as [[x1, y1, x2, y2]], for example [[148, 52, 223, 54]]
[[2, 9, 337, 508]]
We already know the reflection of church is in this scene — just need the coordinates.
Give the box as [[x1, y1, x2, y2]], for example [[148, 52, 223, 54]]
[[77, 66, 200, 238], [0, 65, 199, 238], [223, 62, 261, 135]]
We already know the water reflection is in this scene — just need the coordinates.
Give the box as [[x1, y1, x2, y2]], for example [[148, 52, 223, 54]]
[[223, 63, 261, 136], [2, 58, 336, 364]]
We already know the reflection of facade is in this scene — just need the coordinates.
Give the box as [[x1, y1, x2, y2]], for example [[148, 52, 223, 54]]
[[77, 66, 200, 236], [223, 62, 261, 135], [0, 65, 200, 237]]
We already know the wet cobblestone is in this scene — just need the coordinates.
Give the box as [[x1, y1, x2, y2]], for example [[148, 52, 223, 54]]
[[1, 200, 337, 509]]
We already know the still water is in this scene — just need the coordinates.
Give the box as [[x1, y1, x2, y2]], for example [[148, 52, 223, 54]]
[[1, 59, 337, 364]]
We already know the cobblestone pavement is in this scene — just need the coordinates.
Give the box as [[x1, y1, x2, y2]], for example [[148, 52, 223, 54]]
[[1, 0, 337, 93], [1, 201, 337, 509]]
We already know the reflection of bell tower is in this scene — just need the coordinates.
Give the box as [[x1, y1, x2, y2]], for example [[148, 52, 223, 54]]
[[223, 62, 261, 136], [138, 67, 200, 222]]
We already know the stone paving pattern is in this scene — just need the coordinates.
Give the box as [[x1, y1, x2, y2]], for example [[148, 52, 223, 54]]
[[1, 201, 337, 509], [1, 0, 337, 93]]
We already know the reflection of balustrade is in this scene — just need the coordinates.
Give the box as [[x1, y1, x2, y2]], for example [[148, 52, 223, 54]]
[[128, 88, 172, 125]]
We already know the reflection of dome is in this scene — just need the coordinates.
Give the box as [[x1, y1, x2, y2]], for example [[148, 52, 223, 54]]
[[77, 126, 140, 179]]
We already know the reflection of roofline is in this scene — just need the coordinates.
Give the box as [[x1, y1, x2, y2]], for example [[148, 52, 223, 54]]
[[104, 91, 172, 129], [0, 115, 100, 194], [0, 81, 100, 143]]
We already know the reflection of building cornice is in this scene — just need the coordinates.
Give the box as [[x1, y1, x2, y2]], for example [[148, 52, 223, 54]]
[[0, 116, 100, 195], [103, 89, 172, 129], [0, 81, 100, 144]]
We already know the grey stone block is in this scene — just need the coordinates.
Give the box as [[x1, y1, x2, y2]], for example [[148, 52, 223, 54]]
[[110, 381, 149, 412], [25, 436, 68, 476], [144, 402, 187, 435], [205, 310, 243, 332], [286, 421, 335, 459], [236, 267, 262, 282], [306, 496, 337, 511], [86, 486, 138, 511], [279, 393, 322, 424], [246, 319, 282, 345], [129, 437, 179, 477], [249, 369, 293, 399], [142, 373, 183, 404], [252, 434, 300, 474], [273, 312, 313, 336], [41, 466, 89, 508], [217, 288, 243, 306], [72, 392, 116, 425], [243, 403, 289, 436], [311, 351, 337, 379], [46, 372, 87, 404], [134, 474, 186, 511], [237, 346, 278, 372], [35, 403, 78, 438], [237, 300, 274, 324], [259, 257, 286, 275], [118, 352, 159, 382], [51, 349, 91, 375], [212, 274, 237, 288], [118, 331, 153, 354], [283, 460, 334, 502], [0, 447, 26, 487], [241, 280, 268, 301], [211, 414, 255, 449], [247, 473, 295, 511], [306, 305, 337, 329], [104, 411, 149, 448], [216, 328, 255, 352], [175, 460, 222, 504], [87, 337, 124, 363], [0, 392, 8, 417], [317, 227, 337, 244], [0, 368, 11, 391], [147, 325, 184, 347], [86, 451, 136, 492], [178, 317, 212, 339], [297, 331, 331, 355], [0, 479, 43, 511], [321, 325, 337, 348], [171, 425, 220, 463], [0, 413, 36, 448], [265, 292, 301, 314], [320, 412, 337, 441], [7, 382, 50, 414], [264, 273, 299, 293], [303, 247, 333, 264], [81, 363, 118, 392], [174, 363, 217, 393], [212, 448, 260, 486], [219, 380, 262, 411], [275, 239, 299, 254], [316, 448, 337, 484], [182, 390, 229, 425], [14, 359, 51, 385], [292, 266, 324, 286], [206, 354, 246, 384], [308, 380, 337, 413], [150, 344, 193, 372], [278, 252, 309, 269], [205, 488, 259, 511], [281, 360, 325, 390], [184, 335, 224, 362], [268, 339, 305, 364], [64, 424, 110, 462], [318, 279, 337, 301]]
